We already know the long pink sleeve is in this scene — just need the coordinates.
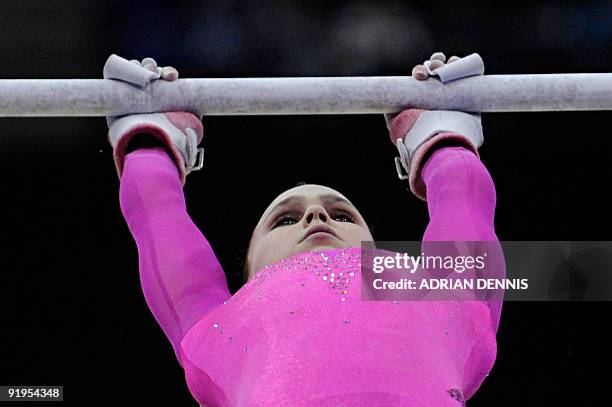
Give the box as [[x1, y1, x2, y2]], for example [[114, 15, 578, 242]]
[[422, 145, 497, 242], [420, 145, 504, 401], [118, 147, 232, 366], [421, 145, 503, 333]]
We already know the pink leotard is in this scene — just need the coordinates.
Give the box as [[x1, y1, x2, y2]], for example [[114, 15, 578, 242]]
[[118, 144, 503, 406]]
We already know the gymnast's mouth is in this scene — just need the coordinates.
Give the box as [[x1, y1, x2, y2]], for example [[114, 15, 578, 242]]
[[301, 225, 338, 242]]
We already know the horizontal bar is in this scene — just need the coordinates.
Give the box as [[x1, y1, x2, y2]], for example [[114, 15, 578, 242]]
[[0, 74, 610, 117]]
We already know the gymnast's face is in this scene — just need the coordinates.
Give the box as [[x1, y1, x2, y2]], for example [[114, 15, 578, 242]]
[[246, 184, 373, 281]]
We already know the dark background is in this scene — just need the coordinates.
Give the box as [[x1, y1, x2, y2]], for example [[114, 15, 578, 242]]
[[0, 0, 610, 405]]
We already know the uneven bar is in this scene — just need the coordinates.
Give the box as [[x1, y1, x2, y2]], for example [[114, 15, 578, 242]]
[[0, 73, 610, 117]]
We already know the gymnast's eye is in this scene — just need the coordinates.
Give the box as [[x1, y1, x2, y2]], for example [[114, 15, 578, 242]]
[[332, 212, 355, 223], [273, 215, 299, 228]]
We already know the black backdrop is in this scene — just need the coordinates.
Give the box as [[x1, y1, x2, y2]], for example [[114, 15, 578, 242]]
[[0, 0, 610, 405]]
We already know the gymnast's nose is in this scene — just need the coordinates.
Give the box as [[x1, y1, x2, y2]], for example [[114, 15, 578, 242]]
[[303, 205, 329, 225]]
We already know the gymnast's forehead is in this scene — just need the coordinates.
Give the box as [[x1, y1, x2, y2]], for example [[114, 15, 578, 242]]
[[256, 184, 354, 227]]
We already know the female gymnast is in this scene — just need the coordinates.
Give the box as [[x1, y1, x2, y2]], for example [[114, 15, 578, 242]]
[[103, 51, 502, 406]]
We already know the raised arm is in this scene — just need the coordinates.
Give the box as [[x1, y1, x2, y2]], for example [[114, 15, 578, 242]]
[[386, 51, 504, 328], [385, 52, 506, 400], [105, 55, 231, 367]]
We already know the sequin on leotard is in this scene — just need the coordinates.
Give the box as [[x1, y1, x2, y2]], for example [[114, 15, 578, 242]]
[[227, 246, 375, 305]]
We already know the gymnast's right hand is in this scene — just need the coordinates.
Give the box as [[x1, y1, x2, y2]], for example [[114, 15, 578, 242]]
[[102, 54, 204, 185]]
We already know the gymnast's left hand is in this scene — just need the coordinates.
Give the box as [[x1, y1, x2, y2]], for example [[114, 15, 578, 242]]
[[383, 51, 485, 201], [383, 52, 477, 128]]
